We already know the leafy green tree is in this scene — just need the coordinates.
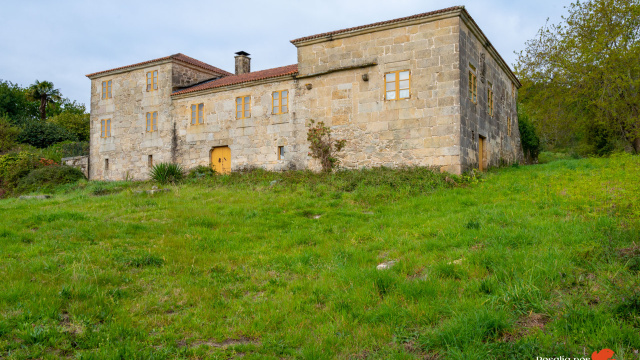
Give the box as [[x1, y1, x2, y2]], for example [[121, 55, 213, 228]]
[[17, 120, 78, 148], [517, 108, 541, 163], [0, 116, 20, 153], [48, 112, 90, 141], [26, 80, 62, 120], [516, 0, 640, 153], [0, 80, 38, 122]]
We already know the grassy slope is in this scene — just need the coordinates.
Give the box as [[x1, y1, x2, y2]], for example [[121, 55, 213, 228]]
[[1, 156, 639, 359]]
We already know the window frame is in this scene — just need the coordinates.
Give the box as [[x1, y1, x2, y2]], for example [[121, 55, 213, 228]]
[[487, 82, 494, 117], [507, 116, 512, 136], [101, 80, 112, 99], [191, 103, 204, 125], [384, 70, 411, 101], [272, 90, 289, 115], [146, 111, 158, 132], [146, 70, 158, 92], [100, 118, 112, 138], [469, 64, 478, 104], [277, 146, 284, 160], [236, 95, 251, 119]]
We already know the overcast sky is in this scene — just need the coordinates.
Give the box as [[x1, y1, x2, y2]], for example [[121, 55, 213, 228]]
[[0, 0, 571, 109]]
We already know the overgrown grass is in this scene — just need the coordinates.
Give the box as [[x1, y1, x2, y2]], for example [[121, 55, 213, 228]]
[[0, 156, 639, 359]]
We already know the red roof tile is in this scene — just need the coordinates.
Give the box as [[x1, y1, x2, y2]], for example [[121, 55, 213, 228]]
[[172, 64, 298, 96], [290, 6, 464, 44], [85, 53, 231, 78]]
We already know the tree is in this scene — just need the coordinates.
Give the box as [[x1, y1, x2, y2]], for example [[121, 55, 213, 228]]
[[516, 0, 640, 153], [48, 112, 90, 141], [0, 80, 38, 122], [26, 80, 62, 120], [307, 120, 346, 172]]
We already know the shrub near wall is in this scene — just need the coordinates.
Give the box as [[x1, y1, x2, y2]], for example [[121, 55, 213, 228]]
[[16, 165, 85, 194], [0, 152, 56, 196]]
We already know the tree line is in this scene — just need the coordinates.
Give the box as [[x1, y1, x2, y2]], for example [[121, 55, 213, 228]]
[[0, 80, 89, 152], [516, 0, 640, 157]]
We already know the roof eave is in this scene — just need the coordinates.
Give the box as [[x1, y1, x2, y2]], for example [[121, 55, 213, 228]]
[[171, 73, 298, 99], [85, 58, 174, 79], [290, 7, 464, 47]]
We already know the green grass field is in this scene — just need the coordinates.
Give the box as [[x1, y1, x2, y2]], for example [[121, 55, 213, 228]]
[[1, 155, 639, 359]]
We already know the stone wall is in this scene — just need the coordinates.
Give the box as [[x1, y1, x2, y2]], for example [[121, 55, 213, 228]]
[[295, 16, 463, 173], [62, 155, 89, 178], [458, 20, 523, 171], [172, 62, 220, 90], [172, 78, 308, 172], [89, 62, 175, 180]]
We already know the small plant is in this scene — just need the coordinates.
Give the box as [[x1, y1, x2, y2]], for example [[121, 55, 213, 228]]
[[188, 165, 215, 179], [306, 119, 346, 172], [149, 162, 184, 185], [127, 254, 164, 268]]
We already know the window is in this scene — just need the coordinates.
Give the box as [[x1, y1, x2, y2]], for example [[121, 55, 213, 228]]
[[469, 64, 477, 104], [507, 117, 512, 136], [278, 146, 285, 160], [146, 111, 158, 132], [191, 103, 204, 125], [236, 96, 251, 119], [487, 83, 494, 116], [105, 159, 109, 171], [100, 119, 111, 138], [101, 80, 112, 99], [512, 83, 516, 99], [146, 70, 158, 91], [148, 155, 153, 167], [272, 90, 289, 114], [385, 70, 410, 100]]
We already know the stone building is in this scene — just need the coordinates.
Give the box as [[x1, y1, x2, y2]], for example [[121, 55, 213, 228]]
[[86, 6, 522, 180]]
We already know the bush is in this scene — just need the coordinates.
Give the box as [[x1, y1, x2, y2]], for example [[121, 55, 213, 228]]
[[41, 141, 89, 163], [48, 113, 90, 141], [149, 163, 184, 185], [0, 152, 52, 192], [307, 119, 346, 172], [17, 119, 78, 148], [0, 116, 20, 153], [16, 165, 85, 194], [188, 165, 215, 179], [518, 109, 541, 164]]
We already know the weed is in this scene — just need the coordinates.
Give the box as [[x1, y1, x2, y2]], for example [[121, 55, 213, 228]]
[[149, 162, 184, 185]]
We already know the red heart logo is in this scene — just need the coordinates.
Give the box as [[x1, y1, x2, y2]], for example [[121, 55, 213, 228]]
[[592, 348, 616, 360]]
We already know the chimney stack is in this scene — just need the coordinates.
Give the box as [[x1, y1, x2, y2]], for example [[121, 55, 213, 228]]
[[234, 51, 251, 75]]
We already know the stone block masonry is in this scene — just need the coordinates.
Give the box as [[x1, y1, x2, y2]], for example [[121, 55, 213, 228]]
[[86, 6, 522, 180]]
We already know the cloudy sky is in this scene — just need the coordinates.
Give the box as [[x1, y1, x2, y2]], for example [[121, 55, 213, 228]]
[[0, 0, 570, 108]]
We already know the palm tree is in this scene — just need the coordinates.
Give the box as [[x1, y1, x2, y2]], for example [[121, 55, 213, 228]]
[[26, 80, 62, 120]]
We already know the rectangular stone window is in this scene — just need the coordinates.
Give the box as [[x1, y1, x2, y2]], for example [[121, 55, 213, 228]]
[[146, 111, 158, 132], [507, 117, 512, 136], [272, 90, 288, 114], [101, 80, 112, 99], [105, 159, 109, 171], [100, 118, 111, 138], [385, 70, 410, 100], [146, 70, 158, 91], [236, 96, 251, 119], [469, 64, 477, 104], [191, 103, 204, 125], [148, 155, 153, 167], [278, 146, 284, 160], [512, 83, 516, 99], [487, 82, 494, 117]]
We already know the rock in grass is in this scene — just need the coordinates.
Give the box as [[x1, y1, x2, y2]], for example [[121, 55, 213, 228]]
[[377, 260, 397, 270], [269, 180, 278, 186], [19, 195, 52, 200], [134, 188, 171, 195]]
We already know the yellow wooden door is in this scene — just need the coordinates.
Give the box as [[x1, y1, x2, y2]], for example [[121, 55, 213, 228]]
[[478, 136, 485, 172], [211, 146, 231, 174]]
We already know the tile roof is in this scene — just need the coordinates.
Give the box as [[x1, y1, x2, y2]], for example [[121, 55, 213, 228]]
[[290, 6, 464, 44], [172, 64, 298, 96], [85, 53, 232, 78]]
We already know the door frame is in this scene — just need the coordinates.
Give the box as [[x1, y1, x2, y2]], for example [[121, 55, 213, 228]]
[[478, 135, 486, 172]]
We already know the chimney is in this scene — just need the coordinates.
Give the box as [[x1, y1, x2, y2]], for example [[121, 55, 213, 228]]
[[234, 51, 251, 75]]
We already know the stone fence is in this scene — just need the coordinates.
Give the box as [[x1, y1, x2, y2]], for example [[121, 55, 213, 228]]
[[61, 155, 89, 178]]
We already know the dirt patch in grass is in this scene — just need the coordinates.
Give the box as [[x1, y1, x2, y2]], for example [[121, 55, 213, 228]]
[[502, 313, 550, 342], [188, 336, 259, 349], [618, 244, 640, 258]]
